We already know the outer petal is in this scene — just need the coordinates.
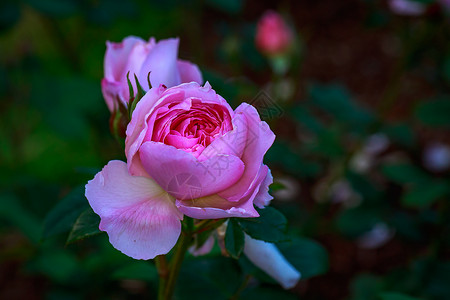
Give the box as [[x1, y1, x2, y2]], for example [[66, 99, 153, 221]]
[[125, 85, 168, 177], [177, 59, 203, 84], [104, 36, 146, 81], [138, 38, 181, 90], [85, 160, 182, 260], [254, 166, 273, 208], [175, 193, 259, 219], [189, 235, 215, 256], [243, 234, 301, 289], [139, 142, 245, 200], [101, 78, 124, 112], [176, 162, 269, 219], [218, 103, 275, 201]]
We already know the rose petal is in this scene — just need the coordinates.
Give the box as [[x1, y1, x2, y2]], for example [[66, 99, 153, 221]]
[[189, 235, 215, 256], [198, 113, 248, 160], [218, 103, 275, 201], [125, 85, 169, 177], [254, 165, 273, 208], [104, 36, 146, 81], [138, 38, 181, 90], [85, 160, 182, 260], [101, 78, 124, 112], [175, 193, 259, 219], [243, 234, 301, 289], [139, 142, 245, 200], [177, 59, 203, 84]]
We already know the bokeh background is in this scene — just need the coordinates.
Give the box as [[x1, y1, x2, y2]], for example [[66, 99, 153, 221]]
[[1, 0, 449, 299]]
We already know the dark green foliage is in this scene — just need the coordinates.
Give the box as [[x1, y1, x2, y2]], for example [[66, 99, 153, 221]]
[[43, 186, 89, 239], [237, 207, 288, 243], [225, 218, 245, 259], [67, 207, 102, 244], [1, 0, 449, 299]]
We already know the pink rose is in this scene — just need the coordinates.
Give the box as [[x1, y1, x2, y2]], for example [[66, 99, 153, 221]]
[[101, 36, 203, 112], [85, 82, 275, 259], [255, 10, 293, 56]]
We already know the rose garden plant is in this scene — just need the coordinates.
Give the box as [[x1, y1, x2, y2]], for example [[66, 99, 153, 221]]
[[83, 36, 300, 299]]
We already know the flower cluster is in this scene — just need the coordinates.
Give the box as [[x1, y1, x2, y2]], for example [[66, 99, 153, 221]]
[[86, 36, 300, 289]]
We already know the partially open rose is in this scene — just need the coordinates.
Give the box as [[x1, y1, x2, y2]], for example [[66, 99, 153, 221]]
[[101, 36, 202, 112], [86, 82, 275, 259]]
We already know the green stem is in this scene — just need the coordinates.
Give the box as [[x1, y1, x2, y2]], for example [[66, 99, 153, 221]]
[[163, 232, 192, 300], [155, 255, 169, 300], [193, 218, 226, 234]]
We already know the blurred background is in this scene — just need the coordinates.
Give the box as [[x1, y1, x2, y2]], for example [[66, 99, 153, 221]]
[[0, 0, 449, 299]]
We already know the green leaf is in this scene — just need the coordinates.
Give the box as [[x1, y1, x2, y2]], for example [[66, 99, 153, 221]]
[[402, 181, 449, 208], [127, 71, 134, 102], [278, 237, 329, 279], [0, 193, 41, 243], [378, 292, 422, 300], [349, 274, 384, 300], [383, 123, 416, 148], [66, 207, 101, 244], [336, 207, 380, 238], [176, 257, 242, 299], [266, 140, 322, 178], [290, 105, 324, 134], [42, 186, 88, 239], [27, 249, 78, 284], [415, 98, 450, 128], [381, 163, 430, 185], [225, 218, 245, 259], [237, 207, 288, 243], [308, 83, 374, 129], [128, 74, 146, 119]]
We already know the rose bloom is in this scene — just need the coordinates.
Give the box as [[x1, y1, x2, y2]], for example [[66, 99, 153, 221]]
[[255, 10, 293, 56], [101, 36, 202, 112], [86, 82, 275, 260]]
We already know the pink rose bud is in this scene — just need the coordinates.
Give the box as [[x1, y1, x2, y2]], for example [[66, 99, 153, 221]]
[[86, 82, 275, 260], [243, 234, 301, 289], [101, 36, 203, 112], [389, 0, 426, 16], [255, 10, 293, 56]]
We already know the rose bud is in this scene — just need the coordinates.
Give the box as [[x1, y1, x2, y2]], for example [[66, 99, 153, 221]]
[[243, 234, 301, 289], [255, 10, 293, 56], [101, 36, 203, 112], [86, 82, 275, 260]]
